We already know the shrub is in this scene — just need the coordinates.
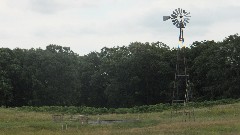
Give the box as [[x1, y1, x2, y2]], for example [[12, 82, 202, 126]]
[[16, 98, 240, 115]]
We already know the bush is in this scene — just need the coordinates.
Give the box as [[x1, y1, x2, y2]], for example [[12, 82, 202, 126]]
[[17, 98, 240, 115]]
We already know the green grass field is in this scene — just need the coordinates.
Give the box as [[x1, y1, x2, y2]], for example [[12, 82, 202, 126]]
[[1, 102, 240, 135]]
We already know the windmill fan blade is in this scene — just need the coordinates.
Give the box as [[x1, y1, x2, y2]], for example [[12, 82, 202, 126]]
[[171, 14, 177, 18], [184, 18, 189, 23], [172, 18, 177, 22], [184, 13, 191, 16], [172, 19, 177, 23], [173, 11, 177, 15], [178, 8, 181, 14], [183, 10, 186, 14], [163, 16, 171, 21], [173, 21, 177, 25], [184, 18, 190, 22], [173, 20, 179, 25], [175, 9, 179, 14], [176, 23, 180, 28], [173, 21, 178, 25], [185, 12, 190, 16]]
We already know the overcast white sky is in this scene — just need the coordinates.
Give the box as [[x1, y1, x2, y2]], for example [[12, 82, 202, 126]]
[[0, 0, 240, 55]]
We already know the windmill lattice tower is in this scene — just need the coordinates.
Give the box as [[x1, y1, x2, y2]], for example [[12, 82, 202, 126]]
[[163, 8, 194, 121]]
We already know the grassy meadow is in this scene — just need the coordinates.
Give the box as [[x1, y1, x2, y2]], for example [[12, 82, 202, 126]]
[[1, 102, 240, 135]]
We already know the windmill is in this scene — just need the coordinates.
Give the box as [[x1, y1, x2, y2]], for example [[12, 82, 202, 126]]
[[163, 8, 194, 121], [163, 8, 191, 43]]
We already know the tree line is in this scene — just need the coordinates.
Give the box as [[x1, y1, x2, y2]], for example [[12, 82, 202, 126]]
[[0, 34, 240, 108]]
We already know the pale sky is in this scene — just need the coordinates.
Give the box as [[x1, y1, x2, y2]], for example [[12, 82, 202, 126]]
[[0, 0, 240, 55]]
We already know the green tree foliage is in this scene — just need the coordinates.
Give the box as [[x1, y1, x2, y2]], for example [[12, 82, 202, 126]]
[[190, 34, 240, 101], [0, 34, 240, 108], [78, 51, 107, 107]]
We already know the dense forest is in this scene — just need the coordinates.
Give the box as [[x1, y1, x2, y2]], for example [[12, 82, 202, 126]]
[[0, 34, 240, 108]]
